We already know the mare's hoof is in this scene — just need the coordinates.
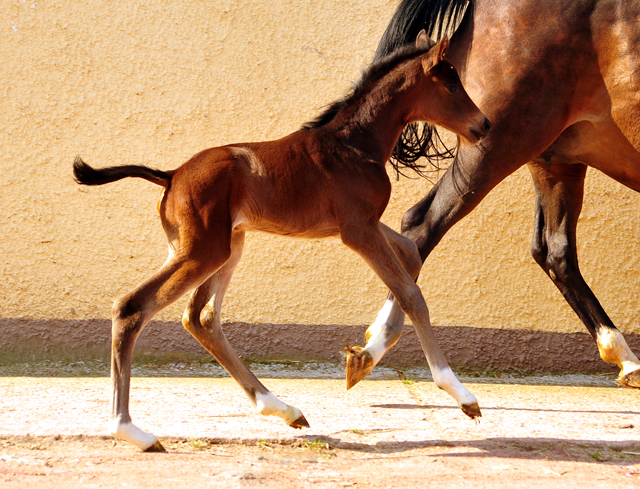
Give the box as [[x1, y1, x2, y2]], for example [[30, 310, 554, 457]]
[[345, 346, 374, 390], [461, 402, 482, 420], [618, 369, 640, 389], [143, 440, 167, 453], [289, 415, 310, 429]]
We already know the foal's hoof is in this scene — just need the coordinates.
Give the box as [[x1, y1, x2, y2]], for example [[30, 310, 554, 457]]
[[461, 402, 482, 420], [289, 414, 310, 429], [618, 369, 640, 389], [345, 346, 374, 390], [143, 440, 167, 453]]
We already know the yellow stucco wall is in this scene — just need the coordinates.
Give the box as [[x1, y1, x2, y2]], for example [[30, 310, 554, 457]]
[[2, 0, 639, 334]]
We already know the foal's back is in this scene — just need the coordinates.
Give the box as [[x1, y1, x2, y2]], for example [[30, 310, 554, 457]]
[[163, 129, 391, 241]]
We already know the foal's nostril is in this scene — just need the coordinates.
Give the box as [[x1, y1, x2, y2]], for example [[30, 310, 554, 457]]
[[483, 117, 492, 132]]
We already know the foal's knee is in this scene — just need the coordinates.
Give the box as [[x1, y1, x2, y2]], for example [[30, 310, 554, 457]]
[[395, 283, 429, 317]]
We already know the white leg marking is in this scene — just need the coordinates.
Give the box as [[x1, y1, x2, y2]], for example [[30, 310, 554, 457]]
[[255, 391, 303, 425], [432, 366, 478, 409], [108, 418, 159, 451], [365, 299, 406, 364], [596, 328, 640, 376]]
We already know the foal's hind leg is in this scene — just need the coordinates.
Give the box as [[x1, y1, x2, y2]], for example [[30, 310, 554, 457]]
[[346, 223, 419, 388], [527, 160, 640, 387], [109, 252, 225, 451], [182, 230, 309, 428]]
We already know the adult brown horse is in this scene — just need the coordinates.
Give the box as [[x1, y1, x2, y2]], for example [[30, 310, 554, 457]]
[[73, 32, 490, 452], [346, 0, 640, 390]]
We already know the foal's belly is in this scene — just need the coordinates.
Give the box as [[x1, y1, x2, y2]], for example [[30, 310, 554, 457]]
[[232, 212, 340, 239]]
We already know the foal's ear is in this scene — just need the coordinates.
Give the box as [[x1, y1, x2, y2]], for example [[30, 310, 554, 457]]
[[436, 36, 450, 61], [421, 36, 451, 72], [415, 29, 436, 50]]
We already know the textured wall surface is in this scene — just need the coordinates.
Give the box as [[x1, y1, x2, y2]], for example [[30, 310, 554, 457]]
[[2, 0, 639, 338]]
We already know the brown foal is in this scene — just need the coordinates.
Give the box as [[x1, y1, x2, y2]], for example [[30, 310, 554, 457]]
[[74, 31, 490, 452]]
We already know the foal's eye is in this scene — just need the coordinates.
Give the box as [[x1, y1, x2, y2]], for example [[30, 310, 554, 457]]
[[446, 83, 458, 94]]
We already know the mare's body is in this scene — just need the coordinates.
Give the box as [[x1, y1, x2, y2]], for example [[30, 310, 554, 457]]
[[355, 0, 640, 388], [74, 35, 490, 452]]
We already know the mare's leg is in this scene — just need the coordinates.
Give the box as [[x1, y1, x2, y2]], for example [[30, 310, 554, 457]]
[[182, 230, 309, 427], [346, 223, 420, 387], [528, 160, 640, 388], [110, 248, 228, 451], [341, 221, 480, 418]]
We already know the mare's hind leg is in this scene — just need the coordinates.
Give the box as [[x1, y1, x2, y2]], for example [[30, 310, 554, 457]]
[[346, 223, 420, 388], [110, 251, 227, 452], [182, 230, 309, 427], [527, 160, 640, 388]]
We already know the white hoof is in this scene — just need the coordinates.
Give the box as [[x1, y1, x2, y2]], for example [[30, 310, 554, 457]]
[[433, 367, 479, 412], [255, 391, 305, 426], [108, 419, 160, 451]]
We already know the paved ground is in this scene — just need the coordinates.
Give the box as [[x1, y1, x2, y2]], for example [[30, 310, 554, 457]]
[[1, 362, 639, 487]]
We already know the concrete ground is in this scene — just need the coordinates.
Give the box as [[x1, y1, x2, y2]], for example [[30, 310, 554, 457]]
[[1, 362, 639, 488]]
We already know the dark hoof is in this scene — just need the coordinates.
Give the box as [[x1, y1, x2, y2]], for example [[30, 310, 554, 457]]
[[345, 346, 374, 390], [143, 440, 167, 453], [289, 415, 310, 429], [618, 369, 640, 389], [461, 402, 482, 420]]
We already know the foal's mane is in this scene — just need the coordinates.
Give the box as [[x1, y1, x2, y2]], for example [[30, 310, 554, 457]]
[[301, 43, 431, 131]]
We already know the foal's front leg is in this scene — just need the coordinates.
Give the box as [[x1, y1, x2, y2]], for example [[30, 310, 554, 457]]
[[341, 222, 481, 419], [346, 224, 416, 388], [182, 231, 309, 428]]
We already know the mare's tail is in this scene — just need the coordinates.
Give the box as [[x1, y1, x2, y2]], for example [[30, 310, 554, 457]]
[[73, 155, 172, 188]]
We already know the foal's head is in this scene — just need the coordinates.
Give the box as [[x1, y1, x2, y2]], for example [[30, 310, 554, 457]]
[[411, 31, 491, 143]]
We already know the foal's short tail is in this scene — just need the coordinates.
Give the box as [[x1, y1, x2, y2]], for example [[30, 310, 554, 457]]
[[73, 155, 172, 188]]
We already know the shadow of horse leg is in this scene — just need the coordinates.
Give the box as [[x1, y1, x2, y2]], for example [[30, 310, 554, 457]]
[[182, 230, 309, 428], [528, 160, 640, 388]]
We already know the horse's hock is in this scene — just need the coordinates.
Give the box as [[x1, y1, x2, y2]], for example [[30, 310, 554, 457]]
[[2, 0, 640, 373]]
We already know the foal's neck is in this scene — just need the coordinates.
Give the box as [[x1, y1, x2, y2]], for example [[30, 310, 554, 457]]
[[333, 60, 423, 164]]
